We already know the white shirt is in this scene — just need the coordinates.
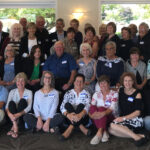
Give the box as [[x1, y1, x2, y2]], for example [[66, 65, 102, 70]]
[[33, 89, 59, 121], [28, 38, 37, 54], [6, 88, 33, 113], [60, 89, 91, 114]]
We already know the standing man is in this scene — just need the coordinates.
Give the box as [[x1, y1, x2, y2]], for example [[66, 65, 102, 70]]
[[19, 18, 27, 35]]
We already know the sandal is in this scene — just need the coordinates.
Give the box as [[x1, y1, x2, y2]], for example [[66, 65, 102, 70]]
[[7, 130, 14, 136], [11, 132, 18, 139]]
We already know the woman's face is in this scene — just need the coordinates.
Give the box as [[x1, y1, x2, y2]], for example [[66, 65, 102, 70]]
[[105, 44, 116, 58], [43, 73, 51, 87], [34, 48, 41, 59], [139, 25, 148, 38], [99, 81, 109, 92], [67, 32, 75, 40], [122, 29, 130, 40], [74, 76, 84, 91], [81, 46, 91, 57], [6, 46, 14, 58], [27, 26, 36, 35], [123, 76, 134, 89], [86, 30, 94, 40], [130, 53, 139, 62], [107, 25, 114, 35], [16, 78, 25, 89], [13, 26, 21, 37]]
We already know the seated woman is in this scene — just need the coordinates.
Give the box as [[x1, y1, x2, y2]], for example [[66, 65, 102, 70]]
[[89, 75, 118, 145], [0, 44, 22, 91], [125, 47, 147, 90], [60, 74, 91, 140], [20, 22, 43, 58], [109, 72, 148, 147], [23, 71, 63, 133], [22, 45, 44, 94], [0, 23, 24, 58], [5, 72, 32, 138], [77, 43, 96, 95], [96, 41, 124, 90], [84, 26, 99, 59]]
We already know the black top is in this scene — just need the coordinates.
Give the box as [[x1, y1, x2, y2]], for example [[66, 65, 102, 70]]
[[0, 31, 9, 51], [118, 87, 142, 117], [75, 31, 83, 51], [0, 56, 22, 80], [118, 39, 135, 61]]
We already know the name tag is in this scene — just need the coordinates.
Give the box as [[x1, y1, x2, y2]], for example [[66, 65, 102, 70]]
[[80, 93, 87, 98], [73, 47, 77, 50], [105, 100, 111, 107], [62, 60, 67, 64], [41, 62, 44, 66], [109, 62, 112, 68], [128, 97, 134, 102], [45, 39, 49, 42], [23, 95, 28, 100], [10, 62, 14, 66], [140, 41, 144, 45], [121, 44, 126, 47], [52, 39, 57, 42], [48, 94, 55, 98], [79, 62, 84, 66], [38, 41, 41, 44]]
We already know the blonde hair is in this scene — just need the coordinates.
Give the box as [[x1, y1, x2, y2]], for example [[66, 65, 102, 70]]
[[139, 22, 149, 31], [15, 72, 28, 84], [9, 23, 24, 39], [4, 44, 15, 59], [105, 41, 116, 50], [27, 22, 36, 30], [80, 43, 92, 55]]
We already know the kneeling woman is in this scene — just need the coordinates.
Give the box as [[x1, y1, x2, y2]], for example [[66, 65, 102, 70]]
[[60, 74, 91, 140], [109, 72, 147, 146], [6, 72, 32, 138], [89, 75, 118, 145], [24, 71, 63, 132]]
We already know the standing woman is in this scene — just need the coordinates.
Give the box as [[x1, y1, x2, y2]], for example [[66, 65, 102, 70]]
[[89, 75, 118, 145], [22, 45, 44, 93], [60, 74, 91, 140], [84, 26, 99, 59], [0, 23, 24, 58], [109, 72, 148, 146], [6, 72, 32, 138], [20, 22, 43, 58], [24, 71, 63, 133], [77, 43, 96, 95], [0, 44, 21, 91]]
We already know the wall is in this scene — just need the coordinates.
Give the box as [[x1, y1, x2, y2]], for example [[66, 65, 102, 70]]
[[56, 0, 100, 35]]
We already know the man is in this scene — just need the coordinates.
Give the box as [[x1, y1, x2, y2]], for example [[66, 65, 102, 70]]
[[49, 18, 67, 49], [70, 19, 83, 50], [0, 21, 9, 55], [43, 41, 77, 92], [19, 18, 27, 35], [0, 85, 8, 125]]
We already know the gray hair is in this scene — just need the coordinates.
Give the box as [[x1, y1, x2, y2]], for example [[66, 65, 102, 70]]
[[15, 72, 28, 84], [9, 23, 24, 39], [54, 41, 64, 49], [80, 43, 92, 55], [4, 44, 16, 59], [105, 41, 116, 50], [139, 22, 149, 31], [41, 71, 55, 88]]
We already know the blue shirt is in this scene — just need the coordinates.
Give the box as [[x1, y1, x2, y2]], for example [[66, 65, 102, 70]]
[[43, 52, 77, 78], [0, 85, 8, 109]]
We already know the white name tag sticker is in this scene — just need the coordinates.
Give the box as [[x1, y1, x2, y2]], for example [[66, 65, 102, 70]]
[[52, 39, 57, 42], [121, 44, 126, 47], [140, 41, 144, 45], [48, 94, 55, 98], [73, 47, 77, 50], [41, 63, 44, 66], [10, 62, 14, 66], [79, 62, 84, 66], [128, 97, 134, 102], [62, 60, 67, 64], [23, 96, 28, 100]]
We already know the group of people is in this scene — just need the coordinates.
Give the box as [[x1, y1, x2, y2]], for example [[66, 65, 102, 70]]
[[0, 16, 150, 147]]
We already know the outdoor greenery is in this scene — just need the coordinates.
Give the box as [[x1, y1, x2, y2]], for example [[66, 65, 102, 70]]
[[0, 8, 55, 29]]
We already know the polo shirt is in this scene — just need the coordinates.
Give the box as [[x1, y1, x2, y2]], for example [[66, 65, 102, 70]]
[[43, 52, 77, 78]]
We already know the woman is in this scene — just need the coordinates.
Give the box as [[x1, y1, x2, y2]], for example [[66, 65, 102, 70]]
[[77, 43, 96, 95], [125, 47, 147, 90], [0, 23, 24, 58], [23, 71, 63, 133], [89, 75, 118, 145], [60, 74, 91, 140], [0, 44, 22, 91], [6, 72, 32, 138], [96, 41, 124, 89], [118, 27, 134, 61], [137, 22, 150, 63], [20, 22, 43, 58], [99, 22, 120, 56], [109, 72, 148, 147], [84, 26, 99, 59], [129, 24, 138, 44], [22, 45, 44, 93]]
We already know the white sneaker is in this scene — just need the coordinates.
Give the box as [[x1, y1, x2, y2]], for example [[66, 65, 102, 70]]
[[90, 135, 101, 145], [101, 131, 109, 142]]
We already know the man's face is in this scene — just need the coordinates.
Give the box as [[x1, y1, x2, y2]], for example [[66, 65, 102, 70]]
[[36, 18, 45, 30], [56, 21, 64, 32], [54, 43, 64, 57]]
